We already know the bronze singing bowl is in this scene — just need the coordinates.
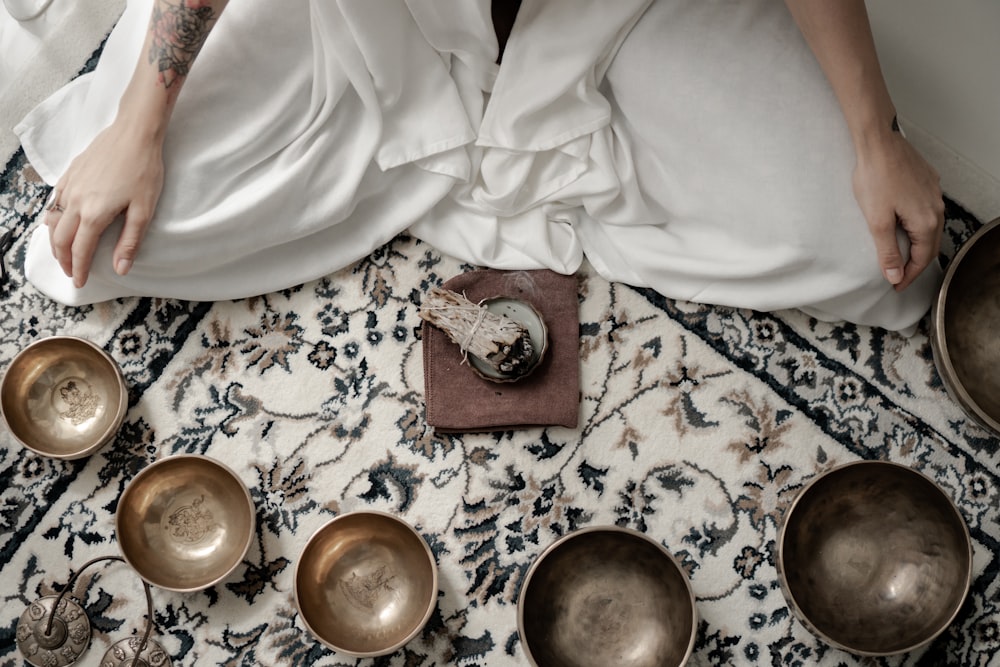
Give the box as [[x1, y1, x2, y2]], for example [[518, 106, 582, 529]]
[[295, 511, 438, 657], [116, 455, 255, 592], [777, 461, 972, 656], [931, 216, 1000, 435], [1, 336, 127, 459], [518, 526, 697, 667]]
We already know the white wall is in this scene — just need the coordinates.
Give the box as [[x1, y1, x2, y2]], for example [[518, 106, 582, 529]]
[[866, 0, 1000, 219]]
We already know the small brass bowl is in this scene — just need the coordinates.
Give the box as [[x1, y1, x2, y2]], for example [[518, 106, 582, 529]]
[[469, 297, 548, 383], [116, 455, 255, 592], [1, 336, 127, 459], [295, 511, 438, 657], [931, 216, 1000, 435], [777, 460, 972, 656], [518, 526, 697, 667]]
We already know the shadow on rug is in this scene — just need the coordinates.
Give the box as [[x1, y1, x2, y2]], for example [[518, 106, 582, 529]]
[[1, 147, 997, 667]]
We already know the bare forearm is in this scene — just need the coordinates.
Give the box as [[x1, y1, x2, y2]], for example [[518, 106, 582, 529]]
[[118, 0, 229, 140], [785, 0, 943, 292], [45, 0, 230, 288], [783, 0, 896, 149]]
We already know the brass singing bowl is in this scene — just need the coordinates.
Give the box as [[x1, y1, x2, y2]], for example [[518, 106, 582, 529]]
[[295, 511, 438, 657], [777, 461, 972, 656], [116, 455, 255, 592], [518, 526, 697, 667], [1, 336, 127, 459], [931, 216, 1000, 435]]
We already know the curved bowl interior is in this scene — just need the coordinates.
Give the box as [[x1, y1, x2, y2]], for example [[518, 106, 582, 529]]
[[519, 527, 696, 667], [933, 217, 1000, 433], [295, 512, 438, 657], [778, 461, 972, 656], [116, 456, 255, 592], [1, 336, 126, 459], [469, 297, 548, 383]]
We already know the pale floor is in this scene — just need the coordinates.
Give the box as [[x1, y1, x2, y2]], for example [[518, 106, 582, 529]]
[[0, 0, 123, 164], [0, 0, 72, 96]]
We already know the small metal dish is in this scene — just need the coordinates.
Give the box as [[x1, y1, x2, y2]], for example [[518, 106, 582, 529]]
[[295, 511, 438, 658], [116, 455, 255, 592], [518, 526, 697, 667], [777, 460, 972, 656], [469, 297, 548, 383], [1, 335, 127, 459], [931, 216, 1000, 435]]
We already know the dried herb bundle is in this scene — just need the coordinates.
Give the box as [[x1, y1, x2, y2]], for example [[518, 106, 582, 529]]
[[419, 287, 534, 375]]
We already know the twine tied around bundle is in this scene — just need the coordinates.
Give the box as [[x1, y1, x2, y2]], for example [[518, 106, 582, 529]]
[[419, 286, 534, 374]]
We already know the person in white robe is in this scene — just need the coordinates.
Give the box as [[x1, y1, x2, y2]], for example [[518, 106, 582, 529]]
[[16, 0, 945, 333]]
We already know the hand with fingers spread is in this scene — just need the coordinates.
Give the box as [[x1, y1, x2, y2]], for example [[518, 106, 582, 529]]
[[852, 127, 944, 291], [45, 120, 165, 288], [43, 0, 229, 290]]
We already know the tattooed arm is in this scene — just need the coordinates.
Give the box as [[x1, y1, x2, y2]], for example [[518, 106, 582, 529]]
[[46, 0, 228, 289]]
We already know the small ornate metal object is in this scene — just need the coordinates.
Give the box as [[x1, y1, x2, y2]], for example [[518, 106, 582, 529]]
[[16, 595, 91, 667], [17, 555, 174, 667], [101, 636, 173, 667]]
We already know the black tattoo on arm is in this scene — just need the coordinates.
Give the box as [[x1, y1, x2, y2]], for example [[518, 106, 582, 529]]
[[148, 0, 219, 88]]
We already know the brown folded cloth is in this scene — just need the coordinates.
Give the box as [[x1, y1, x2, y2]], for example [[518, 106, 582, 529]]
[[422, 269, 580, 433]]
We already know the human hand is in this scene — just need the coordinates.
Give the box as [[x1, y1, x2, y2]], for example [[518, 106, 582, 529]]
[[852, 129, 944, 292], [44, 118, 165, 289]]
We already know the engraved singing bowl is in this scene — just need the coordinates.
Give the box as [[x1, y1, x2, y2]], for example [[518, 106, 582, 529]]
[[294, 511, 438, 658], [1, 336, 127, 459], [116, 455, 255, 592], [777, 461, 973, 656], [931, 216, 1000, 435], [518, 526, 697, 667]]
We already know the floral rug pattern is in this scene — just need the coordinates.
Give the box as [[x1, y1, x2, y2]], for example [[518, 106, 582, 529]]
[[1, 148, 998, 667]]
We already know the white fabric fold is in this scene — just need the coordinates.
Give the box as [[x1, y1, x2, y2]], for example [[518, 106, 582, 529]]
[[19, 0, 473, 305], [15, 0, 939, 331]]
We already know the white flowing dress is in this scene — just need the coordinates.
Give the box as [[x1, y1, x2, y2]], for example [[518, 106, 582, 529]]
[[15, 0, 941, 332]]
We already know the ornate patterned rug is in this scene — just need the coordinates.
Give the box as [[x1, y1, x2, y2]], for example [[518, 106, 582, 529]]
[[2, 143, 998, 666]]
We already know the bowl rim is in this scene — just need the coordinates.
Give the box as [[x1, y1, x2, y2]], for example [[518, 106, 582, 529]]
[[1, 335, 128, 460], [776, 459, 973, 657], [115, 454, 256, 592], [516, 524, 698, 667], [930, 216, 1000, 435], [293, 510, 439, 658]]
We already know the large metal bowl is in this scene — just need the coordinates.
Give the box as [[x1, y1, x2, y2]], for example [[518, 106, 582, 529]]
[[931, 216, 1000, 435], [116, 455, 255, 592], [295, 511, 438, 658], [777, 460, 972, 656], [518, 526, 697, 667], [1, 336, 127, 459]]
